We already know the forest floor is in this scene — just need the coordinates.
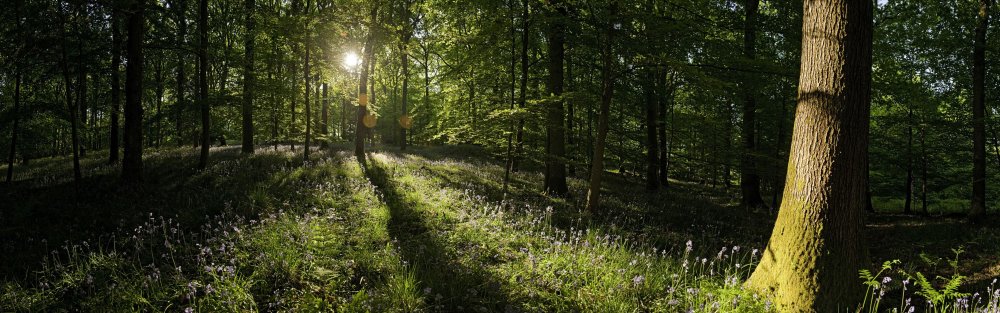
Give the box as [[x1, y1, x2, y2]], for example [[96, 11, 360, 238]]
[[0, 144, 998, 312]]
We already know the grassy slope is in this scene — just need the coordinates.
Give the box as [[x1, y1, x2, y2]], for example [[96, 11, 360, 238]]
[[0, 145, 997, 312]]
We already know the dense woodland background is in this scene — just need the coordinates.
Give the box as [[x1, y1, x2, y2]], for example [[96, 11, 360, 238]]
[[1, 0, 1000, 311]]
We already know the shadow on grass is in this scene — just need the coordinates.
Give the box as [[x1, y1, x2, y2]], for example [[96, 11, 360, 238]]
[[0, 147, 306, 281], [357, 152, 511, 312]]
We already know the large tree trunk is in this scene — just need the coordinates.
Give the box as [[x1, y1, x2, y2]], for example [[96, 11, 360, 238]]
[[970, 0, 990, 220], [241, 0, 255, 154], [740, 0, 765, 209], [585, 1, 616, 212], [920, 123, 929, 215], [543, 0, 568, 196], [122, 0, 145, 184], [197, 0, 210, 169], [744, 0, 872, 310], [6, 72, 20, 183], [643, 69, 659, 190]]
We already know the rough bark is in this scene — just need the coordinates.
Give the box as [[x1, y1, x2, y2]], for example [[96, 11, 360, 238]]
[[242, 0, 255, 154], [543, 0, 568, 196], [745, 0, 872, 310], [122, 0, 145, 184], [970, 0, 990, 220]]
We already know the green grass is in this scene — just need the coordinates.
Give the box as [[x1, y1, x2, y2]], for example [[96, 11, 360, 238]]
[[1, 144, 997, 312]]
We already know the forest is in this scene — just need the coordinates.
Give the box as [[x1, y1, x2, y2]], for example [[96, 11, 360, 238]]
[[1, 0, 999, 311]]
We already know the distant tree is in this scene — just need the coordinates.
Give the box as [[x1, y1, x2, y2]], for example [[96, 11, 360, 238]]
[[745, 0, 872, 310]]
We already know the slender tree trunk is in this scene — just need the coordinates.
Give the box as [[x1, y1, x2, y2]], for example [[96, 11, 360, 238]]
[[77, 62, 87, 158], [657, 73, 677, 188], [513, 0, 529, 172], [242, 0, 255, 154], [109, 8, 122, 162], [904, 107, 913, 214], [59, 4, 82, 185], [122, 0, 146, 183], [155, 54, 164, 148], [321, 82, 329, 146], [970, 0, 991, 220], [197, 0, 210, 169], [745, 0, 872, 310], [566, 43, 575, 176], [543, 0, 568, 196], [920, 123, 928, 215], [304, 43, 312, 160], [356, 18, 375, 157], [643, 69, 659, 190], [6, 72, 21, 183], [771, 99, 789, 209], [503, 0, 517, 195], [585, 1, 616, 212], [175, 0, 187, 147], [741, 0, 766, 208]]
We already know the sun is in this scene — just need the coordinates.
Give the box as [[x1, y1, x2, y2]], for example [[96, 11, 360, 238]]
[[343, 52, 361, 70]]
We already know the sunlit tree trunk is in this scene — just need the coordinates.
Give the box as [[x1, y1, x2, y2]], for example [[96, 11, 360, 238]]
[[970, 0, 990, 220], [123, 0, 146, 183], [745, 0, 872, 310]]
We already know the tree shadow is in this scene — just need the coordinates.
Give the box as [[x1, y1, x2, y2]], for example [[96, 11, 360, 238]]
[[357, 153, 511, 312]]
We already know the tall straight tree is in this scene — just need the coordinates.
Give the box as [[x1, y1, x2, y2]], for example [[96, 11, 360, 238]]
[[58, 2, 82, 184], [745, 0, 873, 310], [241, 0, 255, 154], [970, 0, 990, 220], [643, 69, 658, 190], [543, 0, 568, 196], [585, 1, 617, 212], [197, 0, 209, 169], [174, 0, 187, 147], [122, 0, 145, 183], [304, 43, 311, 160], [740, 0, 765, 209], [356, 10, 375, 157], [400, 6, 412, 150]]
